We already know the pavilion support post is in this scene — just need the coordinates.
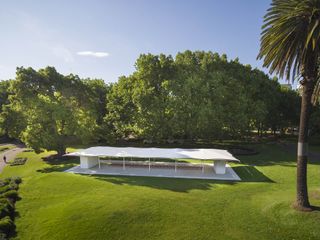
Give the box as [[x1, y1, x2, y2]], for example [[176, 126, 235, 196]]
[[202, 160, 204, 173], [123, 157, 125, 170], [214, 160, 226, 174], [175, 160, 177, 172], [149, 158, 151, 171], [80, 156, 99, 169], [98, 157, 101, 169]]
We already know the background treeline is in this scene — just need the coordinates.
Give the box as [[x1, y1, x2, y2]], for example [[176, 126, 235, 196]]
[[0, 51, 311, 155]]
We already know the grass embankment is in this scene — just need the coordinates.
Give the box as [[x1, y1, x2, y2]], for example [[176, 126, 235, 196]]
[[0, 145, 15, 153], [1, 143, 320, 240]]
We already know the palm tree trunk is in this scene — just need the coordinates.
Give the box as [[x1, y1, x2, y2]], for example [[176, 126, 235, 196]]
[[295, 81, 314, 210]]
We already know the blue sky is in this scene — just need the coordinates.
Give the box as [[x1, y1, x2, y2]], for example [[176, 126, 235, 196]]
[[0, 0, 275, 83]]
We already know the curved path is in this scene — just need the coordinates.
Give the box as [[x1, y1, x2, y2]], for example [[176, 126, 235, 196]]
[[0, 145, 25, 173]]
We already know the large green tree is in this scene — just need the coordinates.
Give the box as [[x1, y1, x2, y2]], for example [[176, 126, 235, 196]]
[[106, 51, 283, 141], [0, 80, 13, 138], [2, 67, 98, 155], [258, 0, 320, 210]]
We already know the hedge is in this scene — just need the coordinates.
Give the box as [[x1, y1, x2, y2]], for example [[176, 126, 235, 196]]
[[9, 158, 27, 166], [0, 177, 22, 239]]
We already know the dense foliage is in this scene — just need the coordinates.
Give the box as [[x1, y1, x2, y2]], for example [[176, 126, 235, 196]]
[[0, 67, 107, 155], [0, 51, 302, 153], [0, 177, 21, 239], [106, 51, 301, 141]]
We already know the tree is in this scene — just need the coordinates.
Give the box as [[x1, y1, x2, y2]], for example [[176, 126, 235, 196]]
[[82, 79, 110, 141], [258, 0, 320, 210], [105, 76, 138, 139], [0, 80, 13, 137], [3, 67, 98, 156]]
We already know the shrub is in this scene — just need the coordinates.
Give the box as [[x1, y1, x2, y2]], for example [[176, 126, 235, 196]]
[[0, 177, 22, 193], [0, 205, 10, 219], [0, 232, 7, 240], [0, 187, 9, 195], [0, 216, 14, 234], [1, 180, 10, 186], [7, 183, 18, 191], [0, 177, 22, 238], [9, 158, 27, 166], [12, 177, 21, 185], [0, 199, 13, 209], [0, 201, 14, 219], [1, 191, 18, 201]]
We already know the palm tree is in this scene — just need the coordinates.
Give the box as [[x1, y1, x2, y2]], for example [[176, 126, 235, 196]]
[[258, 0, 320, 211]]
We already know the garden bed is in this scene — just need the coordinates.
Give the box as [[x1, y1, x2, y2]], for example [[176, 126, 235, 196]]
[[9, 158, 27, 166], [0, 177, 21, 239]]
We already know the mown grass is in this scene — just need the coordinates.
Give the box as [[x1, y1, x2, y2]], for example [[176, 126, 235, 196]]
[[0, 144, 16, 153], [1, 143, 320, 240]]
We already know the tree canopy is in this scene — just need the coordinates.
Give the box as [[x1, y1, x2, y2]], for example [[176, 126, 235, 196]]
[[0, 51, 302, 153], [106, 51, 301, 142], [1, 67, 103, 155]]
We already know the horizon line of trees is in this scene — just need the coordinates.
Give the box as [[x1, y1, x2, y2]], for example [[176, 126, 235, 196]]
[[0, 50, 309, 155]]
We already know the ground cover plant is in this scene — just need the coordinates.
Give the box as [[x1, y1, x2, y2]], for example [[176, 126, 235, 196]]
[[0, 146, 15, 153], [1, 142, 320, 240], [9, 158, 27, 167], [0, 177, 21, 239]]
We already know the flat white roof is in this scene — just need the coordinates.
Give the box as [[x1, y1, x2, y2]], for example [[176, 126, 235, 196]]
[[67, 146, 239, 162]]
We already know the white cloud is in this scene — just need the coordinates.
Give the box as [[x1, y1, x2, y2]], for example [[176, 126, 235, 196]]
[[77, 51, 110, 58]]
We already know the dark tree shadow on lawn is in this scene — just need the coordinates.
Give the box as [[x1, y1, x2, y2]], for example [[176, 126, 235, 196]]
[[91, 165, 273, 193], [92, 174, 237, 193], [240, 142, 320, 167], [232, 166, 274, 183], [37, 155, 79, 173]]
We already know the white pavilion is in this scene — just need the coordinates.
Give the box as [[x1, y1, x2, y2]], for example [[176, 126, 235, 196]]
[[65, 146, 241, 181]]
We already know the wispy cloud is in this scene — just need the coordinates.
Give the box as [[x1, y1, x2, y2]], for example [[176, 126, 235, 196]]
[[77, 51, 110, 58]]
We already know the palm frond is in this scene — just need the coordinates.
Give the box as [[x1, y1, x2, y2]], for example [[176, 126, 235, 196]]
[[257, 0, 320, 83]]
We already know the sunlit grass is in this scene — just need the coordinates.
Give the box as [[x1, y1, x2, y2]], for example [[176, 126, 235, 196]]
[[1, 143, 320, 240]]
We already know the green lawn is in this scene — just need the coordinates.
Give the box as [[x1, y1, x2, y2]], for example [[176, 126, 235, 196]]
[[2, 143, 320, 240], [0, 144, 16, 152]]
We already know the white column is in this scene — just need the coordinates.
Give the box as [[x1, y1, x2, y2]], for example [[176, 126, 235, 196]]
[[80, 156, 99, 169], [213, 160, 226, 174]]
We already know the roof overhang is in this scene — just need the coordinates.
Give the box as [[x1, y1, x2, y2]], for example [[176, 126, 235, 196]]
[[65, 146, 240, 162]]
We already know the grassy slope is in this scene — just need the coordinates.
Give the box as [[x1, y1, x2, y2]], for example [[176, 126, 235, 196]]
[[1, 144, 320, 240], [0, 144, 16, 152]]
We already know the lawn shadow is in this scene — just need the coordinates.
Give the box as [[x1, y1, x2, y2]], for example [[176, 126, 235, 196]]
[[37, 155, 78, 173], [238, 142, 320, 167], [232, 165, 275, 183], [92, 174, 238, 193], [91, 164, 274, 193], [311, 206, 320, 211]]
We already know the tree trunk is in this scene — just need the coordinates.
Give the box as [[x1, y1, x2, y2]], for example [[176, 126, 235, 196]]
[[56, 145, 66, 157], [295, 81, 314, 211]]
